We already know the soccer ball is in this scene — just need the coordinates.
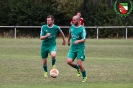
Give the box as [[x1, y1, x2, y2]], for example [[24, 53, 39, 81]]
[[50, 69, 59, 78]]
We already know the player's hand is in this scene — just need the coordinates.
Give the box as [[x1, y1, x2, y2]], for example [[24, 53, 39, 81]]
[[46, 33, 50, 37], [62, 40, 66, 45], [74, 40, 79, 44]]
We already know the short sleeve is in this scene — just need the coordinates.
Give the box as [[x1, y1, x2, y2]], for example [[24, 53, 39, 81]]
[[69, 28, 71, 33], [57, 26, 62, 33], [82, 18, 84, 24], [40, 26, 44, 36], [81, 27, 86, 39], [69, 26, 73, 33]]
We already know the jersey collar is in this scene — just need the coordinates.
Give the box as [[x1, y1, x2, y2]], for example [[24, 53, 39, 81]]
[[47, 24, 54, 28], [74, 25, 81, 28]]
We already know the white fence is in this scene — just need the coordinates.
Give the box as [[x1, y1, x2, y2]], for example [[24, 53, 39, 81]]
[[0, 26, 133, 39]]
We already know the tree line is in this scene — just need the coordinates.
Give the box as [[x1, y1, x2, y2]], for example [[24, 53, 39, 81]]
[[0, 0, 133, 38]]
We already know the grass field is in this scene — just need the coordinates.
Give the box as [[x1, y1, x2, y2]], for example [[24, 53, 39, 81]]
[[0, 38, 133, 88]]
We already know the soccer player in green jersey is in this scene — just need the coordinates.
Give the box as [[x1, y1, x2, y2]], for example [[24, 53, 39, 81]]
[[67, 15, 87, 82], [40, 15, 66, 77]]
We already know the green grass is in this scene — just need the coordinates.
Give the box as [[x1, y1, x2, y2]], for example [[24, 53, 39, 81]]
[[0, 38, 133, 88]]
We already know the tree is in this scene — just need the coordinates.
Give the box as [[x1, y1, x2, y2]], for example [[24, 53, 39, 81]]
[[56, 0, 83, 25]]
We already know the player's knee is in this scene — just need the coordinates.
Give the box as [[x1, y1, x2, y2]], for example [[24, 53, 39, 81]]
[[67, 58, 72, 65], [51, 55, 56, 59], [77, 62, 82, 67], [51, 53, 56, 58], [51, 52, 56, 58], [42, 60, 47, 65]]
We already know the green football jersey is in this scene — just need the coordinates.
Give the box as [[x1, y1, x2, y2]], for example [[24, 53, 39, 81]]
[[40, 24, 62, 46], [69, 25, 86, 50]]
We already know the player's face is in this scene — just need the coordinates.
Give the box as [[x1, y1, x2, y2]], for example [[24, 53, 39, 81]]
[[77, 12, 81, 17], [72, 17, 79, 26], [47, 18, 54, 26]]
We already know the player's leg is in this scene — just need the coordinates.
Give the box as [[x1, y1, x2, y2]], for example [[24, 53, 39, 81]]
[[50, 51, 56, 68], [41, 47, 49, 77], [42, 58, 48, 77], [67, 58, 79, 68], [77, 59, 87, 82], [77, 50, 87, 82], [67, 50, 80, 71], [49, 46, 56, 68], [77, 59, 86, 76]]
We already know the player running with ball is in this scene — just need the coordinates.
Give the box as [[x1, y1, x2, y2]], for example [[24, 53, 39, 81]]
[[40, 15, 66, 77], [67, 15, 87, 82]]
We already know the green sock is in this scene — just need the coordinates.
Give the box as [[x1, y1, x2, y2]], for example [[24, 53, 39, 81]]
[[52, 59, 56, 66], [73, 64, 80, 69], [82, 70, 86, 77], [43, 65, 48, 72]]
